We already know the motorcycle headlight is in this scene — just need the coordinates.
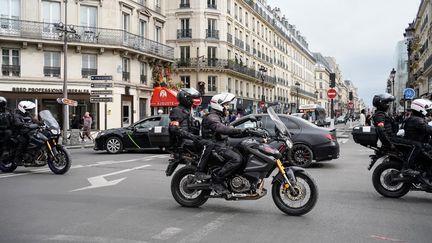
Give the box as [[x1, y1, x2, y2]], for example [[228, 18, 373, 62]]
[[51, 129, 60, 135], [286, 139, 293, 149]]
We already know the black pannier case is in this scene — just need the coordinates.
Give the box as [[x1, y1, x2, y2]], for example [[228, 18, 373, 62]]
[[352, 126, 378, 147]]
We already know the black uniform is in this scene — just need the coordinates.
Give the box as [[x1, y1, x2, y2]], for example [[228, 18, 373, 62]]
[[12, 110, 35, 163], [0, 108, 14, 156], [201, 110, 244, 181], [403, 113, 432, 167]]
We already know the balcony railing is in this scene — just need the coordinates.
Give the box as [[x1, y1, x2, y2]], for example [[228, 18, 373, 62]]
[[174, 58, 276, 85], [0, 18, 174, 59], [43, 66, 60, 77], [2, 64, 20, 76], [140, 74, 147, 84], [234, 38, 244, 49], [122, 71, 130, 81], [206, 29, 219, 39], [81, 68, 97, 78], [207, 4, 217, 9], [227, 33, 232, 43], [290, 86, 317, 99], [177, 29, 192, 39], [179, 3, 190, 8]]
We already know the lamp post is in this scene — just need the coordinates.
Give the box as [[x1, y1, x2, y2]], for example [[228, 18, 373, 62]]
[[259, 65, 267, 102], [389, 68, 396, 114], [295, 81, 300, 112], [55, 0, 76, 144]]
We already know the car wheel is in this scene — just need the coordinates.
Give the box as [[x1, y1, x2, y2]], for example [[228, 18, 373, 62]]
[[105, 137, 123, 154], [289, 144, 313, 168]]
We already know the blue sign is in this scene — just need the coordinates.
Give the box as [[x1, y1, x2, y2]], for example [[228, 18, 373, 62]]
[[403, 88, 416, 100]]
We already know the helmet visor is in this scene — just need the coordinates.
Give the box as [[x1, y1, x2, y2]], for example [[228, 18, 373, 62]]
[[181, 87, 201, 98]]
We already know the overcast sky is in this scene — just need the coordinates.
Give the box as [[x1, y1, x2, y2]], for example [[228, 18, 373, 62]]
[[270, 0, 421, 107]]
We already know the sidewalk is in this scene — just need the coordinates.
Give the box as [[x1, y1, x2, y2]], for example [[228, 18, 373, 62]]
[[65, 140, 94, 150]]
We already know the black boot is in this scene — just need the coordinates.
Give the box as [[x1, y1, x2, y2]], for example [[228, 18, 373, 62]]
[[194, 171, 211, 180], [211, 173, 229, 195]]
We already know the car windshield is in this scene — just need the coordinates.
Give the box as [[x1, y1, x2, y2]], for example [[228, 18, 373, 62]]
[[39, 110, 60, 130], [267, 107, 289, 136]]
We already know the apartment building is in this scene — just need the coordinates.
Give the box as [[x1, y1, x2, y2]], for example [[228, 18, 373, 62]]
[[165, 0, 316, 114], [0, 0, 173, 129], [313, 52, 331, 114]]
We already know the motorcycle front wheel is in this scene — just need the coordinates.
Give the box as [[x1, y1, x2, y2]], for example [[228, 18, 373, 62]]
[[48, 146, 71, 175], [372, 160, 410, 198], [272, 171, 318, 216], [171, 166, 210, 207]]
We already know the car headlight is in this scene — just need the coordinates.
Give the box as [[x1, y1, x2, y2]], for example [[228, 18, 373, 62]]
[[51, 129, 60, 135]]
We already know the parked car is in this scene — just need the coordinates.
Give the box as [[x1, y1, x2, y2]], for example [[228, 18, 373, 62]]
[[336, 115, 346, 124], [231, 114, 340, 167], [94, 115, 172, 154]]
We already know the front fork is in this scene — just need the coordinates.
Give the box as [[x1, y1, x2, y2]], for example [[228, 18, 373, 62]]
[[45, 139, 59, 160], [276, 159, 298, 194]]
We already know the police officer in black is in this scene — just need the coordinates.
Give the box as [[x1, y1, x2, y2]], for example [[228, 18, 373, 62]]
[[13, 100, 37, 164], [201, 92, 246, 194], [402, 98, 432, 176], [0, 96, 13, 157]]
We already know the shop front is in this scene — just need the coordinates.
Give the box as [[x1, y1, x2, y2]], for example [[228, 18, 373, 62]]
[[150, 86, 179, 115]]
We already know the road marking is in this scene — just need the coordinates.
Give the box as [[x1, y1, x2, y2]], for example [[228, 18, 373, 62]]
[[152, 227, 183, 240], [193, 211, 215, 218], [177, 213, 237, 243], [370, 235, 405, 242], [70, 164, 151, 192], [15, 234, 148, 243], [0, 155, 168, 179], [339, 138, 349, 144]]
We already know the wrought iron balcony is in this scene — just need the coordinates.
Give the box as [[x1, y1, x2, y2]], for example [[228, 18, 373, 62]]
[[2, 64, 20, 76], [81, 68, 97, 78], [227, 33, 232, 43], [177, 29, 192, 39], [43, 66, 60, 77], [246, 44, 250, 52], [0, 18, 174, 60], [177, 58, 192, 67], [140, 74, 147, 84], [206, 29, 219, 39], [290, 86, 317, 99], [234, 38, 244, 49], [122, 71, 130, 81]]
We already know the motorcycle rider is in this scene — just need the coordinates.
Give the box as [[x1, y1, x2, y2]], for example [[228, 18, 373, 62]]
[[0, 96, 13, 157], [402, 98, 432, 176], [201, 93, 246, 194], [13, 100, 37, 164]]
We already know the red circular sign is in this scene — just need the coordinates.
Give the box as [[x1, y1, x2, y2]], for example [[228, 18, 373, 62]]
[[193, 98, 202, 106], [327, 88, 337, 99]]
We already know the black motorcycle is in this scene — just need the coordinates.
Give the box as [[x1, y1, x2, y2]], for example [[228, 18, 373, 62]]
[[167, 107, 318, 216], [352, 126, 432, 197], [0, 110, 71, 174]]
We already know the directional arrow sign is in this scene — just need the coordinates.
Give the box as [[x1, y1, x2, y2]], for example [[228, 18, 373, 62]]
[[70, 164, 150, 192], [91, 82, 113, 88]]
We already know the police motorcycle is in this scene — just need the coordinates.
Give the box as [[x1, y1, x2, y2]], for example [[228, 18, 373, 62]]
[[0, 110, 71, 174], [352, 125, 432, 198], [167, 107, 318, 216]]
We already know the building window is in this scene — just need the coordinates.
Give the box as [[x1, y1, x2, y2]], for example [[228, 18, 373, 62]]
[[235, 79, 238, 95], [178, 18, 191, 38], [81, 54, 97, 78], [207, 46, 217, 67], [227, 0, 231, 14], [122, 58, 130, 82], [206, 18, 218, 39], [234, 3, 238, 19], [140, 62, 147, 84], [122, 12, 130, 42], [319, 82, 323, 89], [239, 7, 242, 23], [42, 0, 60, 34], [155, 25, 161, 42], [1, 49, 20, 76], [180, 0, 190, 8], [180, 76, 190, 88], [139, 19, 147, 38], [319, 73, 322, 79], [208, 76, 217, 92], [227, 78, 231, 92], [43, 51, 60, 77], [207, 0, 216, 9], [179, 46, 190, 67]]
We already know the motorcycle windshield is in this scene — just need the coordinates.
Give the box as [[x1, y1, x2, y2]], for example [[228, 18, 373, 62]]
[[267, 107, 289, 136], [39, 110, 60, 130]]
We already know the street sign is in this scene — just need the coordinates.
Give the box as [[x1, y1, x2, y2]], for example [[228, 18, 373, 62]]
[[403, 88, 416, 100], [327, 88, 337, 99], [91, 82, 113, 88], [90, 97, 113, 103], [193, 98, 202, 106], [91, 90, 113, 95], [348, 102, 354, 109], [56, 98, 78, 106], [90, 75, 112, 81]]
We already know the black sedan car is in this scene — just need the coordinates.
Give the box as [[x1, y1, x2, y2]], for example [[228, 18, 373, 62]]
[[231, 114, 339, 167], [94, 115, 171, 154]]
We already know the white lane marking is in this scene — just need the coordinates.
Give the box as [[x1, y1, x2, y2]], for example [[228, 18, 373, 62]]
[[70, 164, 151, 192], [152, 227, 183, 240], [339, 138, 349, 144], [16, 234, 148, 243], [0, 155, 168, 179], [193, 211, 215, 218], [177, 214, 237, 243]]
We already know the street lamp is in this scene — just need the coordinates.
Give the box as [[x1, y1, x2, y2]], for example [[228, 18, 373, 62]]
[[295, 81, 300, 112], [389, 68, 396, 113], [259, 65, 267, 102], [55, 0, 77, 144]]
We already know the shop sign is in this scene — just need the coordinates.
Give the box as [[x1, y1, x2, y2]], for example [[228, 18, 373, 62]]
[[90, 97, 113, 103], [11, 87, 89, 94]]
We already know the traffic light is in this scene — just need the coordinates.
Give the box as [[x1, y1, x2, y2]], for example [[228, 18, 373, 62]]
[[329, 73, 336, 88], [349, 91, 353, 100]]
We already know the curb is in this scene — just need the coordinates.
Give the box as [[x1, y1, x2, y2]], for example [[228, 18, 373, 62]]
[[65, 144, 94, 149]]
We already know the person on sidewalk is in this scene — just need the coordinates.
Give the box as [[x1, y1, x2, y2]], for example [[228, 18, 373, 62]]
[[360, 109, 366, 126], [82, 112, 93, 142]]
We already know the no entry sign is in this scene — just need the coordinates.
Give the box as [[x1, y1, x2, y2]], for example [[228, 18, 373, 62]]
[[327, 88, 337, 99]]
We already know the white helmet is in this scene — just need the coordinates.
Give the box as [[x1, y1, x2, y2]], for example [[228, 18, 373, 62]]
[[210, 93, 236, 113], [410, 98, 432, 116], [18, 100, 36, 113]]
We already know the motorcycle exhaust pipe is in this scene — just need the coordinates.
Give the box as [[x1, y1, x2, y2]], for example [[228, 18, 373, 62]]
[[186, 183, 211, 190], [391, 177, 412, 183]]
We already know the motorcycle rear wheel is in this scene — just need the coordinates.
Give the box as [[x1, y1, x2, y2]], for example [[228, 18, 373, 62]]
[[272, 171, 318, 216], [48, 146, 71, 175], [0, 159, 17, 173], [372, 160, 410, 198], [171, 166, 210, 207]]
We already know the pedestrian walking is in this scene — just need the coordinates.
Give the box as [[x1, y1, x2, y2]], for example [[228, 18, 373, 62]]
[[82, 112, 93, 142], [360, 109, 366, 126]]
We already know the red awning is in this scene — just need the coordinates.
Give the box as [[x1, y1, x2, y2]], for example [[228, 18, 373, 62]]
[[150, 87, 179, 107]]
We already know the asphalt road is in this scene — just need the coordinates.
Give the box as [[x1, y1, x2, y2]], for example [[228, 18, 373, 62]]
[[0, 136, 431, 243]]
